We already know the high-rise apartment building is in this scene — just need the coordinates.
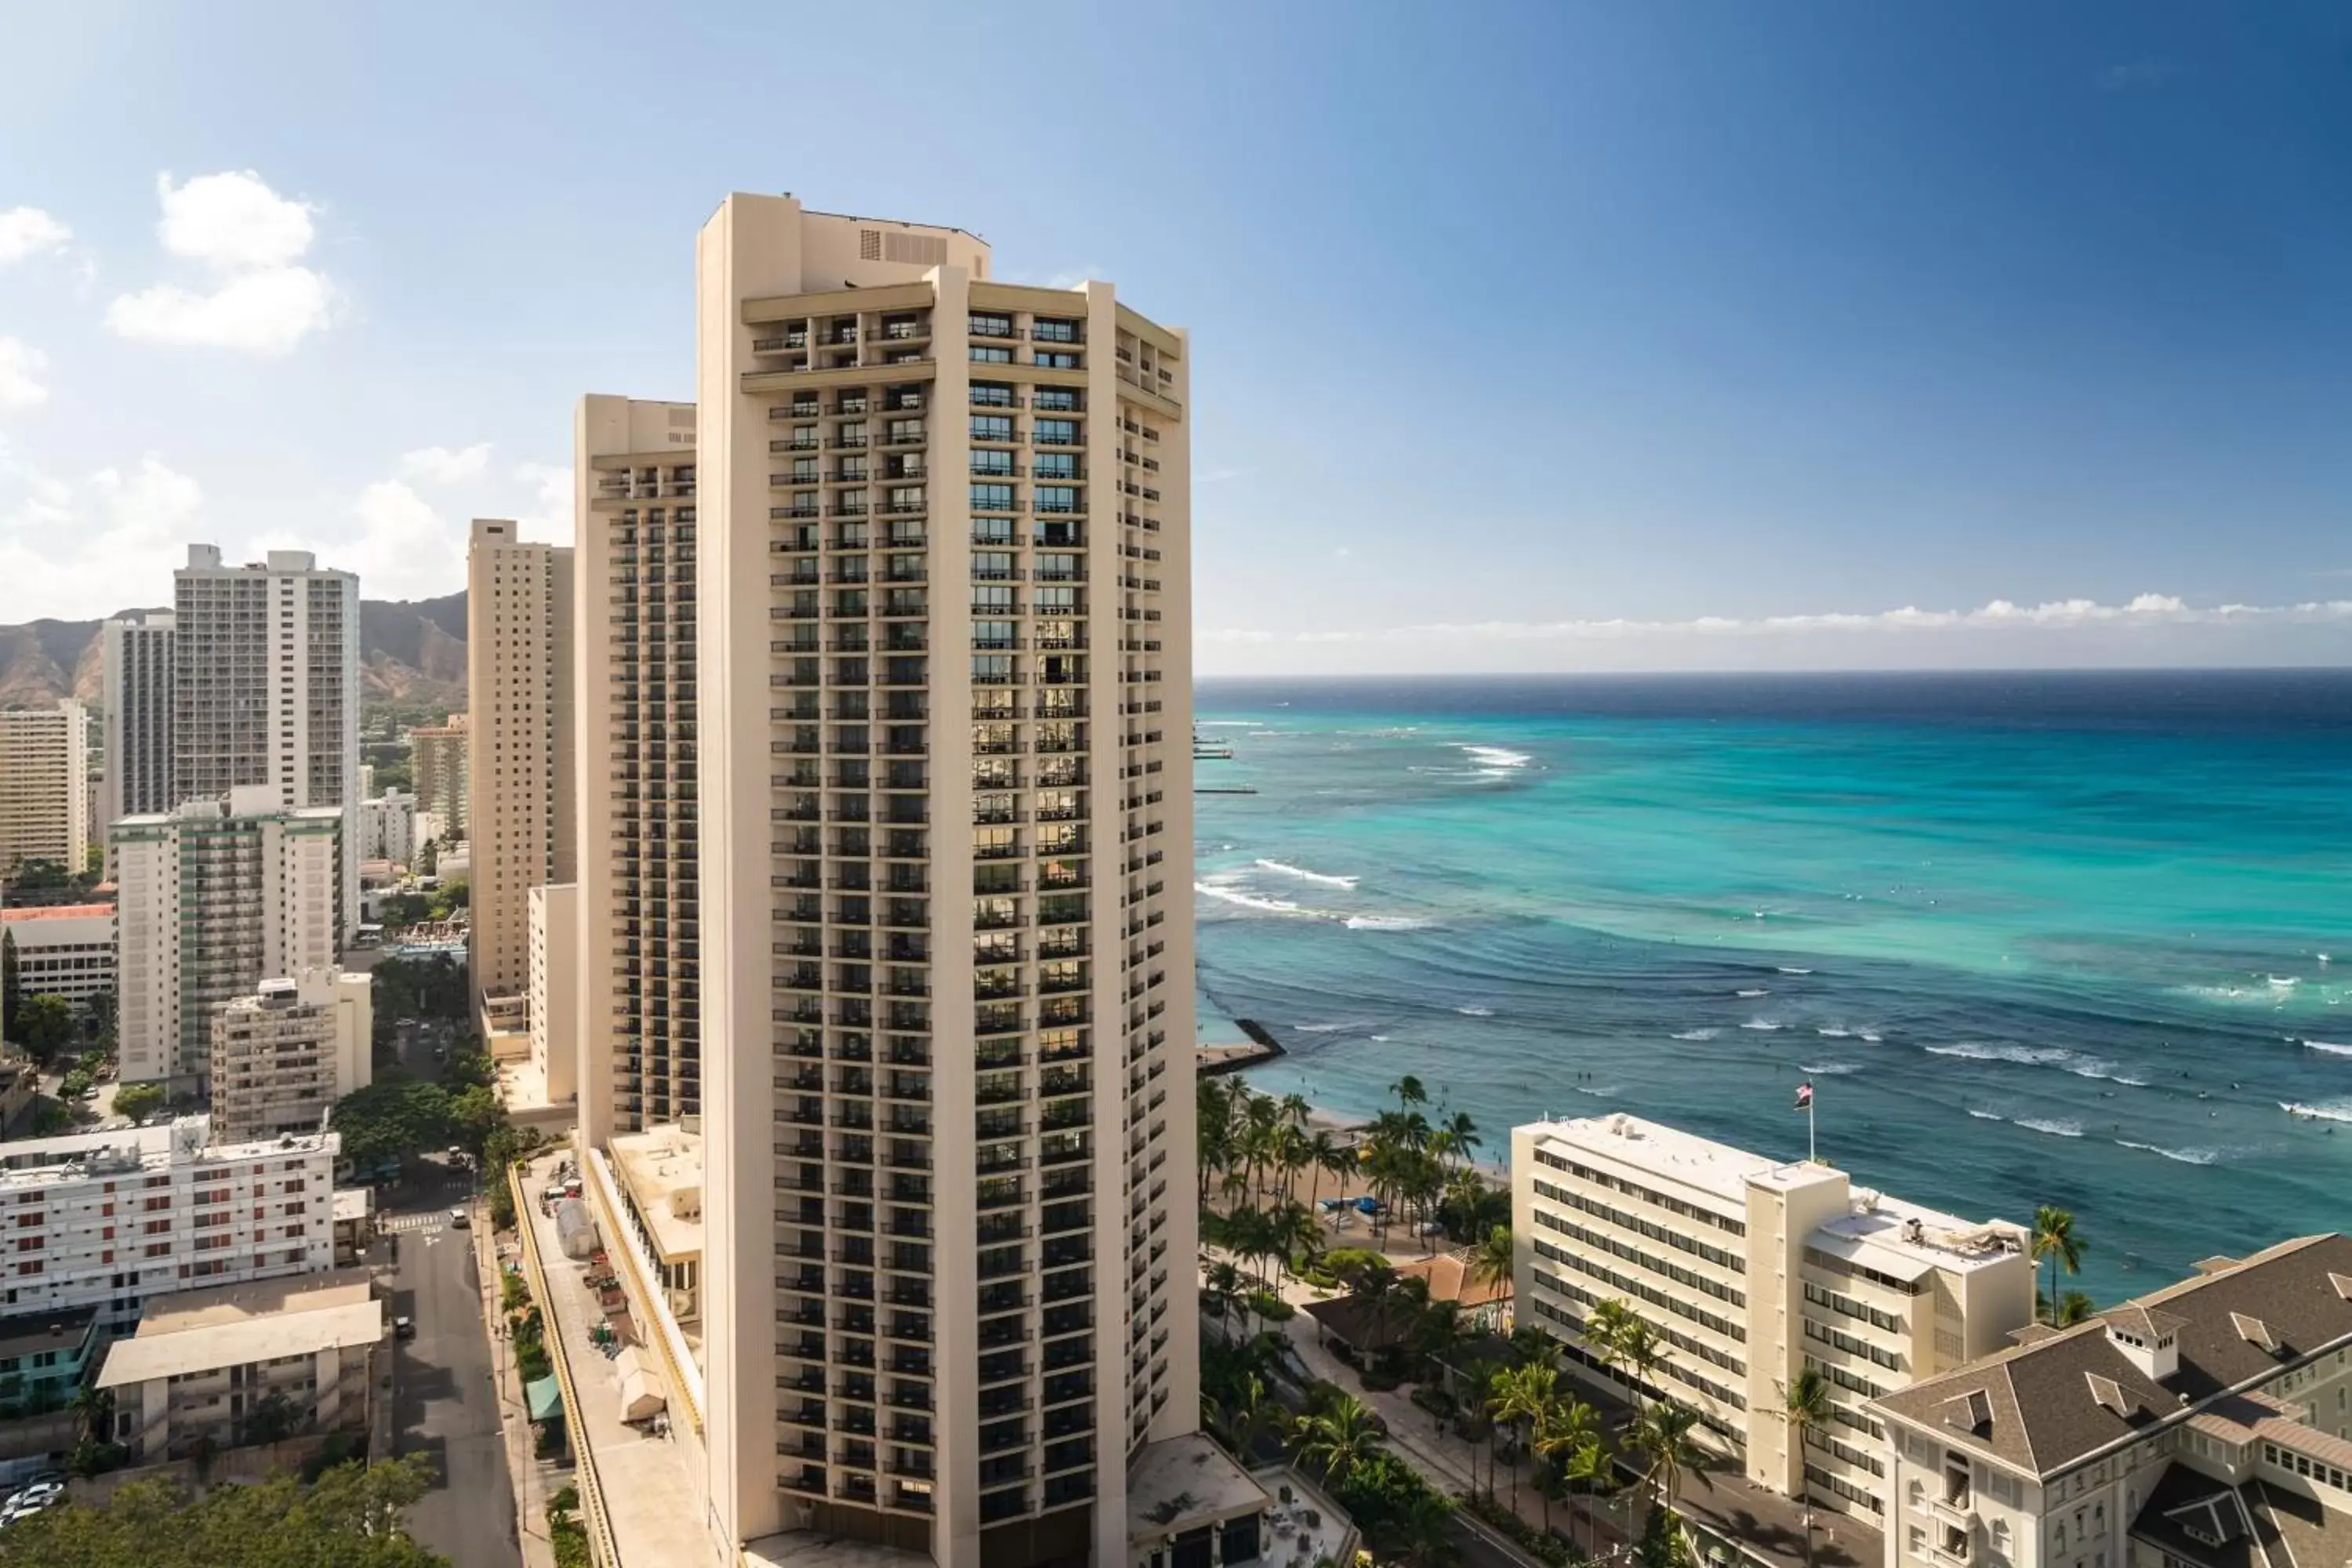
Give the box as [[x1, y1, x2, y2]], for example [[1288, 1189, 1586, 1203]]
[[572, 395, 699, 1145], [102, 610, 177, 863], [692, 194, 1196, 1565], [409, 717, 469, 840], [528, 883, 577, 1109], [0, 699, 90, 877], [208, 967, 372, 1142], [466, 520, 575, 1015], [1512, 1114, 2035, 1527], [113, 787, 343, 1088], [173, 546, 361, 935]]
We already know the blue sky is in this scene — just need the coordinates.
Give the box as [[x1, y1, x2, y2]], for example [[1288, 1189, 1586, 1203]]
[[1, 2, 2347, 672]]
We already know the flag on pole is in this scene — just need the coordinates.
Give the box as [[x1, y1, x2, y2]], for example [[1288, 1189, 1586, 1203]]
[[1794, 1082, 1814, 1110]]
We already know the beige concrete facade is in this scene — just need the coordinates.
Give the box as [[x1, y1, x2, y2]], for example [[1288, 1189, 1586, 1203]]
[[528, 883, 578, 1108], [209, 967, 372, 1143], [1512, 1114, 2035, 1529], [113, 789, 343, 1088], [572, 394, 699, 1146], [409, 717, 469, 840], [693, 193, 1196, 1567], [0, 699, 90, 877], [466, 520, 575, 1012], [96, 1269, 380, 1461]]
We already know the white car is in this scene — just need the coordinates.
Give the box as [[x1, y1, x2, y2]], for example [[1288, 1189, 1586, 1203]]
[[449, 1208, 470, 1229]]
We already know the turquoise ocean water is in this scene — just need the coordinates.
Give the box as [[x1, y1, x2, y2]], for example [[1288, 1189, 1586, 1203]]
[[1192, 670, 2352, 1304]]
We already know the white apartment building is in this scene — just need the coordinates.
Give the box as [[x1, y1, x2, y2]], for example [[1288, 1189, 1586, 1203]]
[[527, 883, 576, 1108], [113, 787, 342, 1088], [0, 699, 90, 877], [354, 789, 419, 866], [573, 394, 699, 1143], [0, 902, 115, 1008], [209, 968, 373, 1143], [694, 194, 1196, 1566], [97, 1268, 382, 1463], [1873, 1234, 2352, 1568], [1513, 1114, 2034, 1526], [466, 520, 575, 1015], [173, 546, 361, 935], [0, 1116, 336, 1336], [101, 610, 176, 871]]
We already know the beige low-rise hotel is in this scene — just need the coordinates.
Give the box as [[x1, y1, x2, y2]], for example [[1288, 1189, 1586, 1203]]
[[1512, 1113, 2035, 1527]]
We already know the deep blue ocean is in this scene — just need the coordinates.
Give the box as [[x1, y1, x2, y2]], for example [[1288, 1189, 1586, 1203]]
[[1192, 670, 2352, 1304]]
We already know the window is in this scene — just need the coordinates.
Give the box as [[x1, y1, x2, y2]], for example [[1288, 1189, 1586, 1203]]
[[970, 484, 1014, 513], [970, 345, 1012, 365], [969, 313, 1012, 338], [1033, 318, 1078, 344], [971, 383, 1014, 408], [1034, 486, 1079, 514], [1036, 418, 1077, 445], [970, 450, 1014, 477], [1033, 453, 1078, 481], [1033, 350, 1078, 369], [970, 415, 1013, 443]]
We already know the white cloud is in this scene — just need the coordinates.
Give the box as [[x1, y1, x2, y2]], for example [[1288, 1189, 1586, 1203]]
[[0, 444, 204, 619], [0, 208, 71, 264], [105, 171, 336, 355], [399, 443, 493, 485], [0, 339, 49, 412], [1203, 593, 2352, 647], [511, 461, 575, 546]]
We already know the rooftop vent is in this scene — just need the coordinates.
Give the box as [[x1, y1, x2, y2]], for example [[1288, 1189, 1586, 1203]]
[[2328, 1272, 2352, 1303], [1944, 1388, 1994, 1435], [2085, 1372, 2131, 1417], [2230, 1312, 2279, 1353]]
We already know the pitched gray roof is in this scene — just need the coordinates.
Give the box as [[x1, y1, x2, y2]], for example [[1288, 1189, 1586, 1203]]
[[1875, 1234, 2352, 1478]]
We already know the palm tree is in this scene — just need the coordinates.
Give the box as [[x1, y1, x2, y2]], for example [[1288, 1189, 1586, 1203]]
[[1442, 1108, 1482, 1173], [1293, 1394, 1385, 1485], [1631, 1399, 1707, 1519], [1302, 1127, 1343, 1213], [1279, 1091, 1312, 1131], [1613, 1317, 1666, 1410], [1533, 1394, 1600, 1540], [1204, 1258, 1247, 1322], [1780, 1369, 1835, 1568], [1468, 1225, 1515, 1324], [2032, 1205, 2087, 1325], [1562, 1433, 1613, 1558], [1585, 1297, 1639, 1390], [1264, 1200, 1320, 1297], [2054, 1289, 2096, 1327], [1490, 1362, 1558, 1516], [1391, 1073, 1428, 1114]]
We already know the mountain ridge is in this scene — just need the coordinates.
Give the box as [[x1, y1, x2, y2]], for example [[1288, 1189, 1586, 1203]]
[[0, 590, 472, 710]]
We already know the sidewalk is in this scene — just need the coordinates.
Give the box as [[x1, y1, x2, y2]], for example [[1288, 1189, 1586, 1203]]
[[477, 1203, 560, 1568], [517, 1150, 712, 1568]]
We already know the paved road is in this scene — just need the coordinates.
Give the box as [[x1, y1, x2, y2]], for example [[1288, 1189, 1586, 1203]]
[[389, 1171, 520, 1568]]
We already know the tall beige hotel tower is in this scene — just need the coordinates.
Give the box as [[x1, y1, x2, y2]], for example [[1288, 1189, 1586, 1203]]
[[671, 194, 1194, 1566]]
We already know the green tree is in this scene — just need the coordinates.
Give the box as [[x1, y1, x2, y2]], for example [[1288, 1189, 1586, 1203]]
[[1291, 1392, 1385, 1486], [18, 993, 76, 1060], [426, 878, 469, 920], [331, 1077, 456, 1171], [113, 1082, 165, 1122], [1487, 1361, 1556, 1515], [1, 928, 19, 1042], [0, 1457, 445, 1566], [1781, 1368, 1835, 1568], [450, 1083, 504, 1157], [2032, 1205, 2087, 1325], [1630, 1400, 1708, 1519], [416, 840, 438, 877]]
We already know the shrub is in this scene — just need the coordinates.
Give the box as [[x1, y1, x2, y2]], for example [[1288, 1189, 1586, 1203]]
[[1359, 1367, 1403, 1392]]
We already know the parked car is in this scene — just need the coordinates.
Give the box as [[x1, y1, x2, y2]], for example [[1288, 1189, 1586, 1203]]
[[393, 1316, 416, 1340]]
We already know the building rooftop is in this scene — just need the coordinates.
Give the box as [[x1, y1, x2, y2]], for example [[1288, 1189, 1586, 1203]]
[[0, 904, 114, 923], [609, 1124, 703, 1264], [1876, 1233, 2352, 1478], [332, 1188, 374, 1225], [0, 1116, 336, 1191], [1127, 1432, 1270, 1544], [1523, 1113, 2025, 1275], [98, 1272, 381, 1388], [0, 1304, 99, 1363]]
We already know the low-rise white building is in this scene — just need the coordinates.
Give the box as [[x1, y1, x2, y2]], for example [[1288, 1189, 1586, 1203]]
[[1873, 1233, 2352, 1568], [353, 790, 418, 866], [0, 902, 115, 1009], [0, 1116, 336, 1335], [1513, 1113, 2034, 1528], [209, 968, 373, 1143], [96, 1268, 381, 1461]]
